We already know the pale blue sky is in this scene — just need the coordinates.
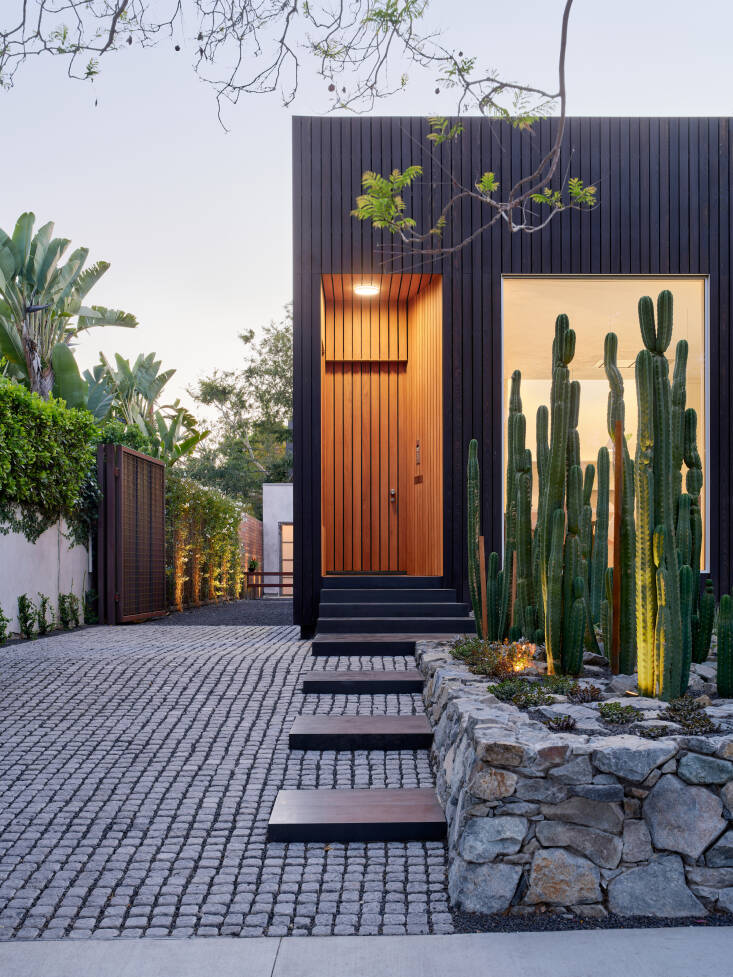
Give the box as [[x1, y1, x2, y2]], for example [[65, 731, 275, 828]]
[[2, 0, 732, 413]]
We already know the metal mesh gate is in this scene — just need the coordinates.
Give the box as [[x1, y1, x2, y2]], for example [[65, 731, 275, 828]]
[[97, 444, 167, 624]]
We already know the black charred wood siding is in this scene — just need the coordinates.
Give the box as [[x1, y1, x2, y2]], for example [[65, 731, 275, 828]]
[[293, 115, 732, 637]]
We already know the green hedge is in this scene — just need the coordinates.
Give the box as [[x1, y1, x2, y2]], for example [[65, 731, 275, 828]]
[[166, 471, 244, 610], [0, 378, 97, 542]]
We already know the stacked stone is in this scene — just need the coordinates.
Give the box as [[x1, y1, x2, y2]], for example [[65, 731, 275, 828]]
[[417, 642, 733, 919]]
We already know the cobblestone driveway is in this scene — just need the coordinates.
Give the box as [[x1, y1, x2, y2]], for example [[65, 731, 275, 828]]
[[0, 626, 453, 940]]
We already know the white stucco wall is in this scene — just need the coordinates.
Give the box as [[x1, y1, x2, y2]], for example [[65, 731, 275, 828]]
[[0, 520, 90, 634], [262, 483, 293, 594]]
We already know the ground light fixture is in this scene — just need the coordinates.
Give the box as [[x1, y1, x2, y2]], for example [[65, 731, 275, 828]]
[[353, 282, 380, 297]]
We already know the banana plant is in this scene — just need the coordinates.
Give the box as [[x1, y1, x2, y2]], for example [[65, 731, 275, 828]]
[[0, 212, 137, 398], [139, 402, 208, 466], [83, 352, 176, 427]]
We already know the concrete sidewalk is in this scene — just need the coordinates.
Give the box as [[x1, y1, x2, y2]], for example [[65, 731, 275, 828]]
[[0, 928, 730, 977]]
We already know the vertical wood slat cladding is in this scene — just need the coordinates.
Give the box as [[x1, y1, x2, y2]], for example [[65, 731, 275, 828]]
[[321, 281, 406, 573], [294, 115, 733, 635], [400, 278, 443, 575]]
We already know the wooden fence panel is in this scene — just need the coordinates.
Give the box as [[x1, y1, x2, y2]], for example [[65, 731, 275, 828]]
[[97, 444, 167, 624]]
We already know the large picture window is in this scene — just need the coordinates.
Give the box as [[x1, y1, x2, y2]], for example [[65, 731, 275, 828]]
[[502, 276, 707, 569]]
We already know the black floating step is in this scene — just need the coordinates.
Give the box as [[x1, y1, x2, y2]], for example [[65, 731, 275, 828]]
[[319, 602, 471, 619], [316, 616, 475, 634], [267, 787, 446, 842], [311, 636, 417, 656], [322, 588, 458, 604], [289, 714, 433, 750], [302, 669, 424, 694], [322, 576, 442, 590]]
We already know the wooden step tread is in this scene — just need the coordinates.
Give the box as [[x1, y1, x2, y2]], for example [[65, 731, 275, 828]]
[[289, 714, 433, 750], [267, 787, 446, 842], [311, 636, 417, 656], [302, 669, 424, 694]]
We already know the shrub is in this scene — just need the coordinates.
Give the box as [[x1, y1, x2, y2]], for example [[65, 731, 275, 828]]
[[0, 379, 96, 542], [598, 701, 643, 725], [489, 677, 556, 708], [58, 593, 81, 630], [84, 590, 99, 625], [0, 605, 8, 644], [17, 594, 36, 640], [451, 636, 535, 679], [567, 683, 602, 703], [659, 698, 720, 734], [543, 714, 577, 732], [36, 594, 53, 635], [166, 472, 245, 611]]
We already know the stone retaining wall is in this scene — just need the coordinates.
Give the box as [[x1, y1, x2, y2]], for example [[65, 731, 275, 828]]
[[417, 642, 733, 919]]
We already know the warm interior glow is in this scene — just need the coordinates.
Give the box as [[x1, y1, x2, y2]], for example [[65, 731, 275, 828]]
[[353, 282, 380, 297], [503, 276, 707, 569]]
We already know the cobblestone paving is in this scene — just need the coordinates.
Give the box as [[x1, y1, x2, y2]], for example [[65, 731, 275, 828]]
[[0, 626, 453, 940]]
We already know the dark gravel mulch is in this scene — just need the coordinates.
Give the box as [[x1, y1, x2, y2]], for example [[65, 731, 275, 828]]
[[451, 909, 733, 933], [147, 598, 294, 627]]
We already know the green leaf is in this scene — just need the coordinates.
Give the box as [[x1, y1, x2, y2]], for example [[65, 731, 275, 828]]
[[0, 318, 27, 375], [51, 343, 88, 410], [75, 306, 138, 332], [9, 212, 35, 274]]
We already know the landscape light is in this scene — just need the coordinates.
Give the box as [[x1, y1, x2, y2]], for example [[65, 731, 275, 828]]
[[353, 282, 380, 297]]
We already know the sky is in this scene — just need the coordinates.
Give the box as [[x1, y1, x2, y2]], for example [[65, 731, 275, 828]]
[[2, 0, 733, 416]]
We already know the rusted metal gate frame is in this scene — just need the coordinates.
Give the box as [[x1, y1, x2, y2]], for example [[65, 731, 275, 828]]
[[97, 443, 167, 624]]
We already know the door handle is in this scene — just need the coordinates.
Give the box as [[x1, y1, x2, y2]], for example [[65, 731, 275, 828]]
[[390, 488, 397, 503]]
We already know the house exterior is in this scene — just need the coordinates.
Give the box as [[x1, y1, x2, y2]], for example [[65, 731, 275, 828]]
[[292, 116, 730, 638], [262, 482, 294, 595]]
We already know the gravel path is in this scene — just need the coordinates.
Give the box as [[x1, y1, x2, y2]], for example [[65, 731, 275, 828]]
[[150, 599, 294, 627], [0, 625, 451, 940]]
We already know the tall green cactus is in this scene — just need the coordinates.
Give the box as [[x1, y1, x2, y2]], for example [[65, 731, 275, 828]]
[[514, 413, 534, 635], [467, 438, 484, 638], [635, 347, 657, 695], [604, 331, 637, 672], [635, 291, 685, 699], [545, 507, 565, 674], [684, 407, 704, 616], [590, 447, 610, 624], [717, 594, 733, 698], [499, 371, 522, 637], [693, 579, 715, 664], [679, 563, 693, 694], [600, 567, 613, 660]]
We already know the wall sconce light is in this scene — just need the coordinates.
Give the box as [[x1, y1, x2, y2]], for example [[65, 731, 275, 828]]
[[353, 282, 380, 297]]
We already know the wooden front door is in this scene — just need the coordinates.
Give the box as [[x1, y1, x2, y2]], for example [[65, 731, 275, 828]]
[[320, 274, 443, 577], [322, 360, 403, 573]]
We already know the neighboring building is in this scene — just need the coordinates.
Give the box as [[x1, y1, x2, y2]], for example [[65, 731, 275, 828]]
[[293, 116, 729, 637], [262, 483, 294, 595], [238, 513, 263, 572]]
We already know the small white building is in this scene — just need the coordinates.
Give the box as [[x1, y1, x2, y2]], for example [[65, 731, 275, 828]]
[[262, 483, 294, 595]]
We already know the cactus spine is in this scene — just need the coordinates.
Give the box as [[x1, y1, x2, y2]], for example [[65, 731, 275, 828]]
[[717, 594, 733, 698]]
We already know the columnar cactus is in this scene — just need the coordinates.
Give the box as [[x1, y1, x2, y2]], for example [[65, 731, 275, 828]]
[[499, 371, 522, 637], [487, 550, 500, 640], [717, 594, 733, 698], [467, 438, 484, 638], [600, 567, 613, 659], [604, 331, 637, 673], [590, 447, 610, 624], [693, 579, 715, 664], [635, 292, 685, 699]]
